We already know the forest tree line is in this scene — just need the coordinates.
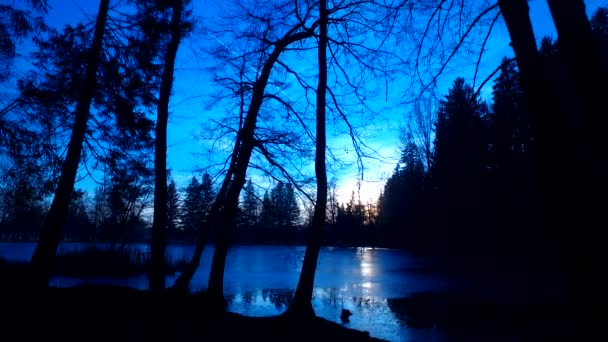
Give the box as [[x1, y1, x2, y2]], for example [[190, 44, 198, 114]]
[[376, 7, 608, 269], [0, 169, 382, 246]]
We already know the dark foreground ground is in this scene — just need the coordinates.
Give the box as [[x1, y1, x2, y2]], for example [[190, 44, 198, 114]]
[[0, 260, 585, 342], [0, 259, 384, 342], [2, 283, 385, 342]]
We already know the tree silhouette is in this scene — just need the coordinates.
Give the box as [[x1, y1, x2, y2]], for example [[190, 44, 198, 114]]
[[181, 176, 203, 234], [0, 0, 47, 81], [166, 178, 181, 233], [286, 0, 328, 319], [173, 0, 322, 295], [29, 0, 111, 285], [150, 0, 192, 291], [241, 179, 259, 229]]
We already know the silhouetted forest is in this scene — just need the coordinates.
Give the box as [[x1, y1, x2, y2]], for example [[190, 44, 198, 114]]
[[2, 0, 608, 340]]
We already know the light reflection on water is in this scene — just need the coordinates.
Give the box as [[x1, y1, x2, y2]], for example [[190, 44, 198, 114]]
[[1, 243, 452, 341], [226, 288, 445, 342]]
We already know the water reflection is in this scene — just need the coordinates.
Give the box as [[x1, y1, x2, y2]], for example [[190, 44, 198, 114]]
[[226, 287, 441, 341], [359, 247, 377, 278], [1, 243, 453, 341]]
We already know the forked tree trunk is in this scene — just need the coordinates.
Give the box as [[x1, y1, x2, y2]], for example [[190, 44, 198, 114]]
[[501, 1, 606, 337], [29, 0, 110, 286], [171, 173, 231, 291], [547, 0, 607, 189], [150, 0, 185, 291], [497, 0, 560, 239], [285, 0, 328, 318], [174, 30, 315, 294]]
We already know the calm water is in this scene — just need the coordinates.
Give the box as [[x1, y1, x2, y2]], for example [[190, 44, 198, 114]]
[[1, 243, 460, 341]]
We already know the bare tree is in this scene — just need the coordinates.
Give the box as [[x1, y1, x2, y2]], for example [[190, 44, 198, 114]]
[[284, 0, 328, 318], [174, 1, 402, 298], [173, 1, 321, 296]]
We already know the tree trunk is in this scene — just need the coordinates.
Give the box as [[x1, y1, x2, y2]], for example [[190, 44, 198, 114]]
[[500, 2, 606, 337], [547, 0, 607, 189], [205, 30, 315, 303], [285, 0, 328, 318], [174, 31, 315, 294], [497, 0, 575, 310], [547, 0, 606, 185], [546, 1, 607, 336], [150, 0, 185, 292], [171, 127, 240, 291], [29, 0, 109, 286]]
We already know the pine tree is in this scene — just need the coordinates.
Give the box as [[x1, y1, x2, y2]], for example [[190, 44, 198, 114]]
[[0, 1, 47, 81], [260, 191, 273, 229], [284, 183, 300, 229], [200, 173, 215, 221], [166, 178, 181, 232], [241, 179, 259, 228], [181, 176, 203, 232], [430, 77, 489, 255]]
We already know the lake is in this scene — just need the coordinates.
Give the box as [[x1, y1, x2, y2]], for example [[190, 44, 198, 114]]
[[1, 243, 462, 341]]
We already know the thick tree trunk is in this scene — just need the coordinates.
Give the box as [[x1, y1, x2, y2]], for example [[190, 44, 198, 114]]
[[286, 0, 328, 318], [29, 0, 109, 286], [150, 0, 185, 291], [501, 1, 606, 337], [546, 1, 607, 336], [547, 0, 607, 189], [497, 0, 574, 310]]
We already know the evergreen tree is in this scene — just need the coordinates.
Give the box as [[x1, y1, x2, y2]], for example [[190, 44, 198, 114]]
[[268, 182, 300, 230], [181, 176, 203, 232], [429, 78, 489, 255], [241, 179, 259, 228], [200, 173, 215, 221], [0, 0, 47, 81], [166, 178, 181, 232], [270, 182, 286, 229], [28, 0, 162, 283], [64, 189, 92, 241], [260, 191, 273, 229], [491, 58, 530, 161], [101, 154, 153, 243], [327, 179, 339, 225], [284, 183, 300, 229]]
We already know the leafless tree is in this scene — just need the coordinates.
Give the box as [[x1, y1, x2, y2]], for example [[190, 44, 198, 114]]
[[173, 1, 406, 301]]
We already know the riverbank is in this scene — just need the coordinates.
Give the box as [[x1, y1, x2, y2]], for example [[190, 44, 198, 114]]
[[1, 282, 384, 342]]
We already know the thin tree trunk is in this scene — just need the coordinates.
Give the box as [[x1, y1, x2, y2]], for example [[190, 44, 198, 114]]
[[29, 0, 110, 286], [150, 0, 185, 292], [285, 0, 328, 318]]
